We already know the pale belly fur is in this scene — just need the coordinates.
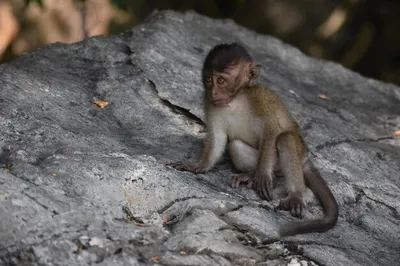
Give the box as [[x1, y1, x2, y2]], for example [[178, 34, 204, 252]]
[[210, 96, 264, 149]]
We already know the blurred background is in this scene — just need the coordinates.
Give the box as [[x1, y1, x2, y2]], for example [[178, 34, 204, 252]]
[[0, 0, 399, 86]]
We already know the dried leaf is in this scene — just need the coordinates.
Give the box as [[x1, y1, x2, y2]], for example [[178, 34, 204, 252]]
[[318, 94, 329, 100], [52, 173, 57, 176], [74, 247, 83, 254], [149, 256, 160, 261], [395, 130, 400, 136], [180, 250, 187, 255], [135, 222, 145, 227], [162, 216, 168, 224], [93, 100, 109, 109], [3, 168, 9, 172]]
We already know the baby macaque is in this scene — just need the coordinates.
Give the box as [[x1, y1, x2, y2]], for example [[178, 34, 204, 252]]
[[169, 43, 338, 236]]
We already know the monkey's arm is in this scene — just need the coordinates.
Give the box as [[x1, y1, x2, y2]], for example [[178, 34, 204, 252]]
[[251, 135, 278, 200], [169, 129, 227, 173]]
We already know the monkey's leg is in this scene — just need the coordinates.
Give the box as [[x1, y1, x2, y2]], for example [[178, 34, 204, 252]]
[[226, 139, 283, 191], [228, 139, 258, 172], [276, 132, 307, 218], [229, 139, 258, 188]]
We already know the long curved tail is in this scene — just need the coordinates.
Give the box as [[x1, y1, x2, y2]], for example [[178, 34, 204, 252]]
[[279, 160, 339, 237]]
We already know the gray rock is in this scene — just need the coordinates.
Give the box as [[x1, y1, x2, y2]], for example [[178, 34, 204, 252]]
[[0, 10, 399, 266]]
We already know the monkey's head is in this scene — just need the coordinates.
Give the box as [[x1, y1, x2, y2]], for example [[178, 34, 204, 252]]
[[202, 43, 261, 107]]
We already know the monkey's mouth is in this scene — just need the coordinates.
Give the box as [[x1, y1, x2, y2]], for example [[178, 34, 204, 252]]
[[212, 99, 230, 107]]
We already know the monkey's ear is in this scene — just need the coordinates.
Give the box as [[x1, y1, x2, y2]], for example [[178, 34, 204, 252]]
[[249, 64, 261, 81]]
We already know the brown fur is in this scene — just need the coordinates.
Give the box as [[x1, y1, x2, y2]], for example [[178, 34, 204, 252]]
[[168, 43, 338, 236]]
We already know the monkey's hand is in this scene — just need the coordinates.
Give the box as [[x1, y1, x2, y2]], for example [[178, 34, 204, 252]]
[[279, 193, 306, 219], [253, 171, 274, 201], [167, 161, 206, 174]]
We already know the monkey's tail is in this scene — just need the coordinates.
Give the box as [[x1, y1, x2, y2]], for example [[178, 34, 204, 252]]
[[279, 160, 338, 237]]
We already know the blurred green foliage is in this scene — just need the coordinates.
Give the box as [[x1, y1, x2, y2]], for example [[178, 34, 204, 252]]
[[24, 0, 245, 10], [235, 0, 245, 7], [25, 0, 43, 7], [24, 0, 143, 10], [110, 0, 132, 10], [8, 0, 400, 85]]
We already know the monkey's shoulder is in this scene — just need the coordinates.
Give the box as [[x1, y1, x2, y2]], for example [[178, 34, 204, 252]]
[[244, 85, 286, 112], [244, 84, 298, 130]]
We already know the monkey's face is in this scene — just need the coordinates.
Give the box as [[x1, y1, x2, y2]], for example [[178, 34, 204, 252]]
[[203, 62, 258, 107], [203, 71, 236, 107]]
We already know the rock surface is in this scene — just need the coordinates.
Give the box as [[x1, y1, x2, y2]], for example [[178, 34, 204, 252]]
[[0, 10, 399, 266]]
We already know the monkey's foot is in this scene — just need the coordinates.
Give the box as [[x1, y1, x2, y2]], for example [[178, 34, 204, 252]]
[[232, 172, 275, 201], [167, 161, 204, 173], [279, 194, 306, 219], [231, 173, 254, 189]]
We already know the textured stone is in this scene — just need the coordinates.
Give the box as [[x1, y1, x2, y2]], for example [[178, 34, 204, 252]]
[[0, 10, 399, 266]]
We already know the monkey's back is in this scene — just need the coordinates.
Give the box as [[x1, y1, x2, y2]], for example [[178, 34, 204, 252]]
[[245, 84, 299, 134]]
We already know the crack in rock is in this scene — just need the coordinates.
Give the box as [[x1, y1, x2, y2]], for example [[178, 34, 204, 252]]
[[21, 191, 49, 210], [353, 186, 400, 219], [157, 196, 207, 215], [147, 78, 205, 126], [315, 136, 393, 151]]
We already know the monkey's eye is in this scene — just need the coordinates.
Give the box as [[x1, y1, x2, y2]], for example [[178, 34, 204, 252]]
[[217, 77, 225, 85], [205, 77, 212, 84]]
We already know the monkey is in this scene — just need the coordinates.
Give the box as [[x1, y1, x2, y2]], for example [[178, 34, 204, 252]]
[[168, 43, 338, 237]]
